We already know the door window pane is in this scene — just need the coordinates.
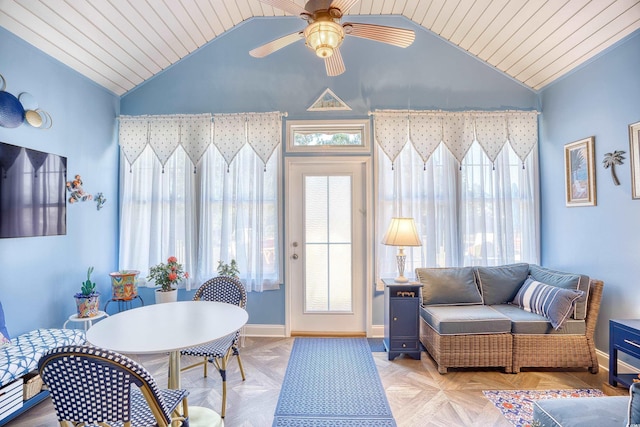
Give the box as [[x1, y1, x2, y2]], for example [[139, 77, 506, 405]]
[[304, 175, 353, 312]]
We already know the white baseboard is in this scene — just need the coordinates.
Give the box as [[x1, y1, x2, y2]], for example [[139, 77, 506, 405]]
[[243, 324, 386, 338], [243, 324, 286, 337]]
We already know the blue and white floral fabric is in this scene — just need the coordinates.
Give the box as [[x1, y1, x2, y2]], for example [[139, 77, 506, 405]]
[[0, 328, 85, 387]]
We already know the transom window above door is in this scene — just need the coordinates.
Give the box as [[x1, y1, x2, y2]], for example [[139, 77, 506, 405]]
[[286, 119, 370, 154]]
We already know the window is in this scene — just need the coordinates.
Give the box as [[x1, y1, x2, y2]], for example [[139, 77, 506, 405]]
[[286, 119, 370, 153]]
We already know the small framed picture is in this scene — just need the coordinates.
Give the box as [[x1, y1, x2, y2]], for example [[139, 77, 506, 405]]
[[564, 136, 596, 207], [629, 121, 640, 199]]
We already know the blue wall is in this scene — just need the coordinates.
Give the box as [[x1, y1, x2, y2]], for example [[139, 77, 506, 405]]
[[0, 28, 120, 336], [539, 30, 640, 351], [121, 16, 537, 326]]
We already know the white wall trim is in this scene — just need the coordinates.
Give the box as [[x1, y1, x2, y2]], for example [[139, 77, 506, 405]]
[[244, 324, 286, 337], [243, 323, 385, 338]]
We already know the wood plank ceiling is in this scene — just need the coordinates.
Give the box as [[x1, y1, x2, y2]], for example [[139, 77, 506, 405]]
[[1, 0, 639, 96]]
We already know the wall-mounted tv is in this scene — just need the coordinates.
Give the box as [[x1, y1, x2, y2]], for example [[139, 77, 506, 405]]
[[0, 142, 67, 238]]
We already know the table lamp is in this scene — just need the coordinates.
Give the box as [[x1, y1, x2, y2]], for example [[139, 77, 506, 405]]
[[382, 217, 422, 283]]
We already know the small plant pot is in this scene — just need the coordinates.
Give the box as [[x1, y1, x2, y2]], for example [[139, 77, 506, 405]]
[[109, 270, 139, 301], [155, 288, 178, 304], [75, 293, 100, 318]]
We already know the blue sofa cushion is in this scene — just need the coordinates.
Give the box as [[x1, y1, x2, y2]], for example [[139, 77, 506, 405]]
[[629, 383, 640, 425], [416, 267, 482, 306], [512, 277, 583, 330], [529, 265, 590, 320], [0, 328, 85, 388], [533, 396, 628, 427], [0, 301, 10, 341], [475, 263, 530, 305], [491, 304, 586, 335], [419, 305, 511, 335]]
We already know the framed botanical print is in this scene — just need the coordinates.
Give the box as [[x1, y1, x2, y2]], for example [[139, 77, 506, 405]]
[[629, 121, 640, 199], [564, 136, 596, 207]]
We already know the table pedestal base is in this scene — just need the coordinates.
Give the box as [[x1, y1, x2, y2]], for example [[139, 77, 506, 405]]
[[188, 406, 224, 427]]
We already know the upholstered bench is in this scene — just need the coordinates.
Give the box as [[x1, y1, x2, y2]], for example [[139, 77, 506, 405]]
[[532, 382, 639, 426], [0, 301, 85, 424]]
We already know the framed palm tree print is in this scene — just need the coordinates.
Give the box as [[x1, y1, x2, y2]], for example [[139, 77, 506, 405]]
[[564, 136, 596, 207], [629, 121, 640, 199]]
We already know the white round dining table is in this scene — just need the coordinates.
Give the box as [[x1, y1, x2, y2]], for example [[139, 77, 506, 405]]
[[86, 300, 248, 390]]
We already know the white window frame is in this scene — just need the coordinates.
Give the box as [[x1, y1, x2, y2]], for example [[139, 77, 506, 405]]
[[286, 119, 371, 154]]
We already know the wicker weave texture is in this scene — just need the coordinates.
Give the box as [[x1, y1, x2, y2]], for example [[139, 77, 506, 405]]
[[511, 279, 603, 373], [420, 320, 513, 374], [420, 279, 603, 375]]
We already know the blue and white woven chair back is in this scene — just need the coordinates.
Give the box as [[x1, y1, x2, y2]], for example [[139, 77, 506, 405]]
[[194, 276, 247, 308], [38, 345, 174, 426]]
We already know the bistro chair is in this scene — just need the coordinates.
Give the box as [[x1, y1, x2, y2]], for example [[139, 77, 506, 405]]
[[180, 276, 247, 418], [38, 345, 189, 427]]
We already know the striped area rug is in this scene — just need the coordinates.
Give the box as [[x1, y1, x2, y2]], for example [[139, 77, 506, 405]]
[[272, 338, 396, 426], [483, 388, 605, 427]]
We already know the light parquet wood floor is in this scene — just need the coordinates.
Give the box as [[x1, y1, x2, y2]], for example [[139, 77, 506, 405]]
[[6, 337, 609, 427]]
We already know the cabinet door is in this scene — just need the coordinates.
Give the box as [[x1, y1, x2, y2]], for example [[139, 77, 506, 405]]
[[390, 298, 418, 335]]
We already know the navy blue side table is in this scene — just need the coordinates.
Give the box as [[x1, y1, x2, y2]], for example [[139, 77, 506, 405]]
[[383, 280, 422, 361], [609, 319, 640, 387]]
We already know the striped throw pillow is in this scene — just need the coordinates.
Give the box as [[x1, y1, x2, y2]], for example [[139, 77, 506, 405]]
[[512, 277, 583, 330]]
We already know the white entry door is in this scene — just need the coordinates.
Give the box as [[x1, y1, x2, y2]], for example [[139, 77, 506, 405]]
[[286, 157, 370, 335]]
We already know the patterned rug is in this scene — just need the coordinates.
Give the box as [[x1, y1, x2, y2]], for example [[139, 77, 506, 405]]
[[272, 338, 396, 426], [483, 388, 606, 427]]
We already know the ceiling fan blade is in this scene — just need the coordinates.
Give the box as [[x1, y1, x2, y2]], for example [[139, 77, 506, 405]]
[[325, 48, 345, 76], [258, 0, 307, 17], [344, 22, 415, 48], [330, 0, 360, 15], [249, 32, 304, 58]]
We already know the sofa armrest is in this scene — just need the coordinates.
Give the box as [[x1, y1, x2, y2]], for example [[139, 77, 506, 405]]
[[584, 279, 603, 342]]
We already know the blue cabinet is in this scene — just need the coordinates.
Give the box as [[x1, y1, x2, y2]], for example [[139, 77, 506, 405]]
[[609, 319, 640, 388], [383, 281, 421, 361]]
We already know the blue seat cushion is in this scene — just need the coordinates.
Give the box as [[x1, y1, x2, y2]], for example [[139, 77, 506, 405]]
[[0, 328, 85, 387], [630, 383, 640, 425], [533, 396, 628, 427], [491, 304, 586, 335], [420, 305, 511, 335]]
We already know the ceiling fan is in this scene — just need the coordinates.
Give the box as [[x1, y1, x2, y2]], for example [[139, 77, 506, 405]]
[[249, 0, 415, 76]]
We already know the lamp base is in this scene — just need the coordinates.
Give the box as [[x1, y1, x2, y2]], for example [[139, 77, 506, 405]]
[[394, 275, 409, 283]]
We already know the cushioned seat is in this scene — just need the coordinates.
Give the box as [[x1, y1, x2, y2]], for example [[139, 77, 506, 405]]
[[420, 305, 511, 335], [491, 304, 586, 335], [533, 396, 628, 426]]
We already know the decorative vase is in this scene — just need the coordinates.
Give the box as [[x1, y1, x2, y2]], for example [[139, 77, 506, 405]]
[[75, 293, 100, 318], [109, 270, 139, 301], [155, 288, 178, 304]]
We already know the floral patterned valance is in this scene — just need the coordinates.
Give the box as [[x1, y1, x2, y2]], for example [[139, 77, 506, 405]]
[[372, 110, 539, 167], [118, 112, 283, 171]]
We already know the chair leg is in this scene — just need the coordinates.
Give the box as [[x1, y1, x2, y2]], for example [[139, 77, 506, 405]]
[[219, 356, 227, 418], [203, 356, 208, 377], [234, 346, 246, 381]]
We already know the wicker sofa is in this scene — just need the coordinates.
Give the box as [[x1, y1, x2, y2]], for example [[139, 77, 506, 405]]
[[416, 264, 603, 374]]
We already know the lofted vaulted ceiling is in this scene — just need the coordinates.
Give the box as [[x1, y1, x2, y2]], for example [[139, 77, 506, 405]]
[[1, 0, 639, 96]]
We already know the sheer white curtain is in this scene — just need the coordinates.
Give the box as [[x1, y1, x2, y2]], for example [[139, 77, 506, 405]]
[[377, 143, 460, 279], [198, 143, 280, 291], [119, 145, 197, 289], [460, 142, 538, 266], [118, 112, 281, 292], [375, 110, 539, 279]]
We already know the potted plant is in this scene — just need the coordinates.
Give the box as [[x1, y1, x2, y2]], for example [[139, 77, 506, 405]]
[[217, 259, 239, 278], [109, 270, 140, 300], [74, 267, 100, 318], [147, 256, 189, 304]]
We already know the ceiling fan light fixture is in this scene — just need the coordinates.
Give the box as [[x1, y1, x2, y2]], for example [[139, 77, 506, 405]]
[[304, 19, 344, 58]]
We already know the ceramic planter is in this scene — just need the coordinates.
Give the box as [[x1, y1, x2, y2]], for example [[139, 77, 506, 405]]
[[155, 288, 178, 304], [109, 270, 139, 301], [75, 293, 100, 318]]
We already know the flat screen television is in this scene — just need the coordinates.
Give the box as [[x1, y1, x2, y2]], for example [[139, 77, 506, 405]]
[[0, 142, 67, 238]]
